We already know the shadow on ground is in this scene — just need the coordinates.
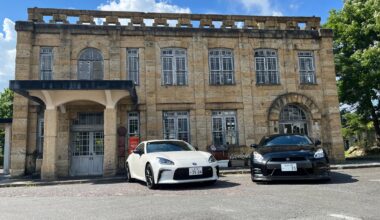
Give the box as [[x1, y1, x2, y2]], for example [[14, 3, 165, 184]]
[[128, 179, 240, 190], [254, 171, 358, 185]]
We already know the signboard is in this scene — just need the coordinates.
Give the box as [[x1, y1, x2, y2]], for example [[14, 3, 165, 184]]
[[128, 136, 140, 154]]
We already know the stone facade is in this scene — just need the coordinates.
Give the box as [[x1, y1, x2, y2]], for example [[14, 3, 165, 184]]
[[10, 8, 344, 179]]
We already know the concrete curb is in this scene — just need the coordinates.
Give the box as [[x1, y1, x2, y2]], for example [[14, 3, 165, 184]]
[[219, 162, 380, 175], [0, 176, 126, 188]]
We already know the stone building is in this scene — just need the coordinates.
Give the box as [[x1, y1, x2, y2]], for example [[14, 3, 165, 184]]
[[9, 8, 344, 179]]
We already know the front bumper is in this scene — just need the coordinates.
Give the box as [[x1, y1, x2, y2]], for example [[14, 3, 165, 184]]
[[156, 165, 219, 184], [251, 159, 330, 181]]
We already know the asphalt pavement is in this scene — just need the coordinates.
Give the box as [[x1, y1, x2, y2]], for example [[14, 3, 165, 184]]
[[0, 167, 379, 220]]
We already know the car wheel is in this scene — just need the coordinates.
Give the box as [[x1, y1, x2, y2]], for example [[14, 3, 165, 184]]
[[145, 164, 158, 189], [125, 162, 134, 182]]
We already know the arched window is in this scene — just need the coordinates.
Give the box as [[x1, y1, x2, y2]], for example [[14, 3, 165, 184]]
[[279, 105, 308, 135], [78, 48, 104, 80]]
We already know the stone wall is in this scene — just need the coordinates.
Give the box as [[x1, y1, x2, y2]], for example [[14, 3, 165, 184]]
[[11, 8, 345, 176]]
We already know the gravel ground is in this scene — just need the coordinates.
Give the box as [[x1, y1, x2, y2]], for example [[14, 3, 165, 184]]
[[0, 168, 379, 220]]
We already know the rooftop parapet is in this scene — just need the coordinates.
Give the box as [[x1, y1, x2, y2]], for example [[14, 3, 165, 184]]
[[27, 7, 321, 31]]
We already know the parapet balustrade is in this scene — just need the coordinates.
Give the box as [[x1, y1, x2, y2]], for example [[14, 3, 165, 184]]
[[27, 8, 321, 31]]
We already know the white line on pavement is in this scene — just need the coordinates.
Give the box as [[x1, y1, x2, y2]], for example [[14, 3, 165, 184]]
[[329, 214, 362, 220], [369, 179, 380, 182]]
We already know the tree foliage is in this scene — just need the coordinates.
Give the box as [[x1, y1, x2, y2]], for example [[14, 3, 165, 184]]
[[0, 88, 13, 119], [325, 0, 380, 143]]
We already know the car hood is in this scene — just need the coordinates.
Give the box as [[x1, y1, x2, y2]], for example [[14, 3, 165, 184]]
[[256, 145, 317, 155], [149, 151, 210, 162]]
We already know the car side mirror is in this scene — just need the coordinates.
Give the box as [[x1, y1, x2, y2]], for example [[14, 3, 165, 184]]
[[194, 146, 199, 151], [314, 140, 321, 146], [250, 144, 259, 148], [133, 149, 142, 155]]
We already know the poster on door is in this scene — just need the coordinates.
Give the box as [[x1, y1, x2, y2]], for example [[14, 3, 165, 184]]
[[128, 136, 140, 154]]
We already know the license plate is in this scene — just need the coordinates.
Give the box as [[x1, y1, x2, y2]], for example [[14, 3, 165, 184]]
[[281, 163, 297, 172], [189, 167, 203, 176]]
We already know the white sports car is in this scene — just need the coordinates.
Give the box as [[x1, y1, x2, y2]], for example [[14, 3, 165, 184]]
[[125, 140, 219, 189]]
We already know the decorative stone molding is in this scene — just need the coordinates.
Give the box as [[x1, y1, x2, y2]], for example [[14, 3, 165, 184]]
[[268, 92, 321, 121]]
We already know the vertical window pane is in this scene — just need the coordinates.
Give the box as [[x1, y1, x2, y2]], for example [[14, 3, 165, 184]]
[[255, 49, 279, 84], [298, 52, 316, 84], [163, 111, 189, 142], [212, 111, 238, 146], [40, 47, 53, 80], [209, 49, 234, 85], [161, 48, 187, 86], [127, 49, 139, 85]]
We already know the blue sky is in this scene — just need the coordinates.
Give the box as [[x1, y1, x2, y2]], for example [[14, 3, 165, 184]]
[[0, 0, 344, 91]]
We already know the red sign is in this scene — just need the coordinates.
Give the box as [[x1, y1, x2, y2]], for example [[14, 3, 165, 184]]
[[128, 136, 140, 154]]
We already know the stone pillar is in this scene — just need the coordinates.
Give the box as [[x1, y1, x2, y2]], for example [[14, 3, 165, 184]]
[[3, 124, 11, 174], [41, 108, 58, 179], [320, 36, 345, 162], [103, 108, 117, 176]]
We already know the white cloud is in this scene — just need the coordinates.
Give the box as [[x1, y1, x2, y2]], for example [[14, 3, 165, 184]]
[[238, 0, 283, 16], [97, 0, 190, 13], [0, 18, 16, 92]]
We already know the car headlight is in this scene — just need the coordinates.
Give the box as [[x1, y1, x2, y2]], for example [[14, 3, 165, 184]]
[[314, 148, 325, 159], [208, 155, 217, 163], [157, 157, 174, 165], [253, 152, 264, 163]]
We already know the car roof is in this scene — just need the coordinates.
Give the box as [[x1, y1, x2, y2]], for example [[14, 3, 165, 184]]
[[142, 139, 187, 144]]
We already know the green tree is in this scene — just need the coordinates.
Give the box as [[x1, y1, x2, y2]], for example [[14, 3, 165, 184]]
[[325, 0, 380, 144], [0, 88, 13, 118]]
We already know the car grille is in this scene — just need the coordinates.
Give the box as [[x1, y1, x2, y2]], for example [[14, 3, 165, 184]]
[[173, 166, 213, 180], [270, 157, 306, 162], [268, 168, 314, 176]]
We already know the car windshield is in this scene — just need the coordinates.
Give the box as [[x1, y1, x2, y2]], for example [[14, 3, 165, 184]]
[[261, 135, 313, 147], [146, 141, 194, 153]]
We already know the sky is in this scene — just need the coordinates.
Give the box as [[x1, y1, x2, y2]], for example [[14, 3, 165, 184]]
[[0, 0, 344, 92]]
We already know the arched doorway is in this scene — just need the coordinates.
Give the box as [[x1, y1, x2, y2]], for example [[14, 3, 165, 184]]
[[279, 104, 309, 135], [78, 48, 104, 80]]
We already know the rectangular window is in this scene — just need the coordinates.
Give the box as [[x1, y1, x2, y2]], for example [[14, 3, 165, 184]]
[[298, 51, 316, 84], [40, 47, 53, 80], [163, 111, 190, 142], [212, 111, 238, 146], [209, 49, 235, 85], [127, 48, 139, 85], [37, 116, 44, 157], [254, 49, 280, 84], [161, 48, 188, 85], [127, 112, 140, 137]]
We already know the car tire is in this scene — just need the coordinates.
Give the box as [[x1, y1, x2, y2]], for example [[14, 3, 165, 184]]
[[145, 164, 158, 189], [125, 162, 134, 183]]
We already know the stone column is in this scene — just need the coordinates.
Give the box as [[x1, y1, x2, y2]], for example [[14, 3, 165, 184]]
[[103, 108, 117, 176], [41, 108, 58, 179], [3, 124, 11, 174]]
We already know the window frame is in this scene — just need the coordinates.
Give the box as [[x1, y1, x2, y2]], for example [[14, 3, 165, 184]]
[[298, 51, 317, 84], [163, 111, 190, 142], [211, 111, 238, 146], [208, 48, 235, 85], [254, 49, 280, 85], [127, 48, 140, 85], [127, 112, 140, 138], [161, 48, 188, 86], [39, 47, 54, 80]]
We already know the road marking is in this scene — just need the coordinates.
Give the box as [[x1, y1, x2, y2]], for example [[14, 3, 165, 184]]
[[369, 179, 380, 182], [329, 214, 362, 220]]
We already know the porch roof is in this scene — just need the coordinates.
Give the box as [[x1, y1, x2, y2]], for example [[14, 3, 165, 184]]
[[9, 80, 138, 106]]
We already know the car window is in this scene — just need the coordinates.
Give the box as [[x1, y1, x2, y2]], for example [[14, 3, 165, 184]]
[[135, 143, 145, 154], [261, 135, 313, 146], [146, 141, 194, 153]]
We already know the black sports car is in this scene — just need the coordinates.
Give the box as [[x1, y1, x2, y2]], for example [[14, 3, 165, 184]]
[[250, 134, 330, 181]]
